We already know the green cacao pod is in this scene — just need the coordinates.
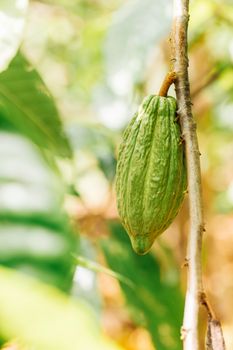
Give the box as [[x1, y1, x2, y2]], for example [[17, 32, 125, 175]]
[[116, 95, 187, 255]]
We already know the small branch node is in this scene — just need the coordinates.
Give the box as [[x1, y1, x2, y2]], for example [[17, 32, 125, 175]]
[[199, 291, 216, 320], [182, 258, 190, 268], [181, 326, 190, 340]]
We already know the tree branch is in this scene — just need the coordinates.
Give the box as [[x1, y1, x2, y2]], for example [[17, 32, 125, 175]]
[[171, 1, 204, 349], [170, 3, 226, 349]]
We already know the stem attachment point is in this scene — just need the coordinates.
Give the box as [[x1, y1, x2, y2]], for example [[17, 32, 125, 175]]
[[158, 71, 177, 97]]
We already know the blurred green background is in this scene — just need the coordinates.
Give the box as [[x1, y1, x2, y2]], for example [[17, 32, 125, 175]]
[[0, 0, 232, 349]]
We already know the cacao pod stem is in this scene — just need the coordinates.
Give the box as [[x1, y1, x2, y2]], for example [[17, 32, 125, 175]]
[[158, 71, 177, 97]]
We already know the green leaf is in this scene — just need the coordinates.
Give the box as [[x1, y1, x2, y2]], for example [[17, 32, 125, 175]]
[[101, 221, 183, 350], [0, 132, 77, 291], [74, 255, 134, 289], [0, 0, 28, 72], [0, 53, 72, 157], [0, 266, 124, 350], [0, 222, 76, 291]]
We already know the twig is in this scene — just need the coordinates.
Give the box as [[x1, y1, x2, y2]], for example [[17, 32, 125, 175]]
[[170, 1, 204, 349], [191, 70, 220, 99], [192, 62, 232, 99]]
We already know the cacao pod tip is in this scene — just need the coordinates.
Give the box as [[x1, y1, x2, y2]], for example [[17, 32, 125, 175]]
[[130, 235, 153, 255]]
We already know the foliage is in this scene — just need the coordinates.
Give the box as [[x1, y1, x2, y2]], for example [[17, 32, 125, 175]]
[[102, 222, 183, 350], [0, 0, 232, 349], [0, 131, 76, 291], [0, 53, 71, 157], [0, 266, 122, 350]]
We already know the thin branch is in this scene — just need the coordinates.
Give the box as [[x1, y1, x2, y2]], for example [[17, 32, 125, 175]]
[[192, 61, 232, 99], [171, 1, 204, 349], [171, 1, 226, 349], [191, 70, 220, 99]]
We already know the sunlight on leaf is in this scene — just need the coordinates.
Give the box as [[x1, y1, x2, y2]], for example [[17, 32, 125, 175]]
[[0, 54, 72, 157], [0, 266, 124, 350]]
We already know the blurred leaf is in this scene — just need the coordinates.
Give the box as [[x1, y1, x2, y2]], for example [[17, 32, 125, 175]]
[[213, 99, 233, 131], [68, 122, 116, 181], [0, 132, 63, 217], [75, 255, 134, 289], [214, 187, 233, 214], [206, 318, 226, 350], [0, 132, 77, 291], [104, 0, 172, 95], [76, 18, 107, 96], [96, 149, 116, 182], [72, 238, 102, 314], [0, 266, 124, 350], [0, 222, 76, 292], [0, 0, 28, 72], [101, 221, 183, 350], [35, 0, 114, 18], [0, 53, 72, 157]]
